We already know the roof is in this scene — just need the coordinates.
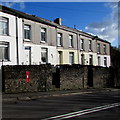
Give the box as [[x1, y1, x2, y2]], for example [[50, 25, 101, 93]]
[[94, 36, 110, 44], [0, 5, 57, 27], [0, 5, 110, 44]]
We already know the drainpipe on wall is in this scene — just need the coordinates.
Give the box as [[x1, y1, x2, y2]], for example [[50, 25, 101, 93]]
[[16, 16, 19, 65], [55, 27, 58, 64], [77, 33, 79, 64]]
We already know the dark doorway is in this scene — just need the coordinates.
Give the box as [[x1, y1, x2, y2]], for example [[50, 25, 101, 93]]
[[1, 66, 5, 92], [87, 67, 93, 87], [52, 67, 60, 88]]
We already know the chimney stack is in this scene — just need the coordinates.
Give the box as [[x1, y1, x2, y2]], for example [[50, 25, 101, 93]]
[[54, 18, 62, 25]]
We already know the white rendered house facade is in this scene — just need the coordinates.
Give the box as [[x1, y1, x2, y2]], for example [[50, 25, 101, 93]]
[[0, 11, 23, 65], [0, 5, 58, 66], [0, 5, 111, 67]]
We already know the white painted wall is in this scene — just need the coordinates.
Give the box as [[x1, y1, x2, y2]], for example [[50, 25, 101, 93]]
[[0, 11, 111, 67], [79, 52, 98, 66], [17, 17, 25, 65], [32, 45, 41, 65], [0, 12, 17, 65], [97, 55, 111, 67], [23, 43, 57, 65]]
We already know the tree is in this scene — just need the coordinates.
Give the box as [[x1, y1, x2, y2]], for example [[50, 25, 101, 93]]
[[110, 46, 120, 68], [110, 46, 120, 88]]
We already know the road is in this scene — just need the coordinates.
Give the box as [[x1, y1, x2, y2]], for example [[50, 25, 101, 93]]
[[2, 90, 120, 120]]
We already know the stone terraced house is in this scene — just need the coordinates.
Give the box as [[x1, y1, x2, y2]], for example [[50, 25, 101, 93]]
[[0, 5, 111, 67]]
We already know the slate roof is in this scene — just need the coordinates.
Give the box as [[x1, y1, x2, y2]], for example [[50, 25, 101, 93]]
[[0, 5, 110, 44]]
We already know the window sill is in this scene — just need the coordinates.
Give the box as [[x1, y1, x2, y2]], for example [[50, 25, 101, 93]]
[[24, 39, 31, 42], [69, 46, 73, 48], [0, 60, 10, 62], [97, 52, 101, 54], [80, 49, 84, 51], [57, 45, 62, 47], [41, 41, 46, 43], [41, 62, 47, 64], [88, 49, 92, 52], [103, 52, 107, 55], [0, 34, 9, 36]]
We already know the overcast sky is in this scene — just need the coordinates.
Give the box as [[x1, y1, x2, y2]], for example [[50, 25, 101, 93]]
[[1, 1, 119, 47]]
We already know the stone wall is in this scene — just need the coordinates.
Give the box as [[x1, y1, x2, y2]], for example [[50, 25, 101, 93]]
[[2, 64, 117, 93], [93, 67, 114, 88], [58, 65, 115, 90], [59, 65, 88, 90], [2, 65, 52, 93], [114, 68, 120, 88]]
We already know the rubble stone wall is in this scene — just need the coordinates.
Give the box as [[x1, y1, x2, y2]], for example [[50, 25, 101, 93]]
[[2, 64, 117, 93], [59, 65, 88, 90], [2, 65, 52, 93], [93, 67, 114, 88]]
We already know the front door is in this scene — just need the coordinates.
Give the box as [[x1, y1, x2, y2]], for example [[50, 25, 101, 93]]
[[24, 47, 31, 65]]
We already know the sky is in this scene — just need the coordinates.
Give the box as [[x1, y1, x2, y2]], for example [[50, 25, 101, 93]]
[[1, 1, 119, 47]]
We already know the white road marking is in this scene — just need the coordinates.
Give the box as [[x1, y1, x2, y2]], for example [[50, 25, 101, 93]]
[[42, 103, 120, 120]]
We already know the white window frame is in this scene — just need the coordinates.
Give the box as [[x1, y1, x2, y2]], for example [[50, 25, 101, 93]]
[[41, 48, 48, 64], [98, 56, 101, 66], [97, 43, 100, 53], [0, 41, 9, 61], [69, 52, 74, 64], [80, 39, 84, 50], [89, 40, 92, 51], [0, 17, 9, 35], [69, 35, 73, 48], [58, 51, 62, 64], [81, 54, 85, 65], [89, 55, 93, 65], [103, 44, 106, 54], [24, 24, 31, 41], [41, 28, 46, 42], [57, 33, 62, 46], [104, 57, 107, 67]]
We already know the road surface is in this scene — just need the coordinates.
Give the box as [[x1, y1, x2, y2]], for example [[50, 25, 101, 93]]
[[2, 90, 120, 120]]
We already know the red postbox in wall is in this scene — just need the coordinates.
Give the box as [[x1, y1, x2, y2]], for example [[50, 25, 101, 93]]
[[26, 71, 30, 82]]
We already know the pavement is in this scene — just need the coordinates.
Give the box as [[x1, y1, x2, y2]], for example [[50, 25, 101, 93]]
[[2, 88, 120, 103]]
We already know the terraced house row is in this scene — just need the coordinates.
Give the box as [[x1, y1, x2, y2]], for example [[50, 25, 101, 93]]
[[0, 5, 111, 67]]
